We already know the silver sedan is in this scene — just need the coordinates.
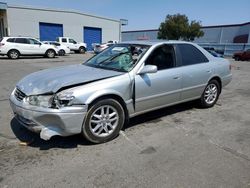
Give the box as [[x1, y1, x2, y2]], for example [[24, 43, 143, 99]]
[[9, 41, 232, 143]]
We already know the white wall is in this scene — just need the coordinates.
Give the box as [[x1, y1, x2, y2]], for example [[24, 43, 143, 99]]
[[6, 6, 120, 43]]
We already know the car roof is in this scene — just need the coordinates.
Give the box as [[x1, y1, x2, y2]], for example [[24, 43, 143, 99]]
[[121, 40, 196, 46], [3, 36, 36, 39]]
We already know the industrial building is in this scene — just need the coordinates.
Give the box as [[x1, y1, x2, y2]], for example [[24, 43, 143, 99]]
[[122, 22, 250, 43], [0, 2, 121, 50], [122, 22, 250, 56]]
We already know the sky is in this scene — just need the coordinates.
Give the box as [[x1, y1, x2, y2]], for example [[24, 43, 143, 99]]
[[2, 0, 250, 31]]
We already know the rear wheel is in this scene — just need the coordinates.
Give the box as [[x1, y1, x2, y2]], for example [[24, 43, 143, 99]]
[[8, 50, 20, 59], [82, 99, 125, 143], [200, 80, 220, 108], [46, 49, 55, 58]]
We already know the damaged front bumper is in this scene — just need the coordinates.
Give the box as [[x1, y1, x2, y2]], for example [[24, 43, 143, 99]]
[[9, 91, 88, 140]]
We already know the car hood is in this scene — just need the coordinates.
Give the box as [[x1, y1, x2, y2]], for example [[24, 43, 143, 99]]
[[16, 64, 123, 96]]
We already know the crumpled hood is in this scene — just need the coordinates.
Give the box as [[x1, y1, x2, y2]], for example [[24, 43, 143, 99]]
[[16, 64, 123, 96]]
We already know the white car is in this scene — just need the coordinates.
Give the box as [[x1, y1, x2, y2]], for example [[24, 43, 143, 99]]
[[0, 37, 58, 59], [43, 41, 70, 56], [93, 40, 118, 54], [56, 37, 87, 53]]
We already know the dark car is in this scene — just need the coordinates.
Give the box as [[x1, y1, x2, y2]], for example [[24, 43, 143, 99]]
[[233, 49, 250, 61]]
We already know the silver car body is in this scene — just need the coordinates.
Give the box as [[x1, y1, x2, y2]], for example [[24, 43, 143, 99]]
[[9, 41, 232, 140]]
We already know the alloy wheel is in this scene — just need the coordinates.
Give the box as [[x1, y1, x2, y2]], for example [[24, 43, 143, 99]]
[[204, 83, 218, 105], [89, 105, 119, 137]]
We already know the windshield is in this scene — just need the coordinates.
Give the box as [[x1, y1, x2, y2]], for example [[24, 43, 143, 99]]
[[84, 44, 150, 72]]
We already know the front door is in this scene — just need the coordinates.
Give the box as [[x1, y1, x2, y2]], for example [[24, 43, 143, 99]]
[[135, 44, 182, 113]]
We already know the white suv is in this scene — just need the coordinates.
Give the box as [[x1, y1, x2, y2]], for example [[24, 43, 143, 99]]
[[0, 37, 58, 59]]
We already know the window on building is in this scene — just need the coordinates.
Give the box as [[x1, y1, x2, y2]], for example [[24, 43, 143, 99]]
[[145, 44, 176, 70], [178, 44, 208, 66]]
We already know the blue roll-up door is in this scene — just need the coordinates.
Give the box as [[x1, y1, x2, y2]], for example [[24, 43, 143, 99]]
[[84, 27, 102, 51], [39, 22, 63, 41]]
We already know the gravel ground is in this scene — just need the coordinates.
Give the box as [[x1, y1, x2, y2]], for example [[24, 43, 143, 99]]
[[0, 54, 249, 188]]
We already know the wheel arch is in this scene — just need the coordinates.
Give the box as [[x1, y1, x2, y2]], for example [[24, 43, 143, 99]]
[[8, 49, 20, 55], [46, 48, 56, 54], [87, 93, 129, 127], [209, 76, 222, 93]]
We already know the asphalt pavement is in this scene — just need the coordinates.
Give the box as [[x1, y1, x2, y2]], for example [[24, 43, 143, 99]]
[[0, 54, 249, 188]]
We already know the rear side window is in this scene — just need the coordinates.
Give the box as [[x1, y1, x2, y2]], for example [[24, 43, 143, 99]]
[[178, 44, 208, 66], [7, 38, 15, 43], [15, 38, 29, 44], [62, 38, 67, 43]]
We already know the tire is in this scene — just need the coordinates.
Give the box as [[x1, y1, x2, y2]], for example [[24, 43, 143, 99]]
[[79, 47, 86, 54], [8, 50, 20, 59], [46, 49, 55, 58], [59, 49, 65, 56], [200, 80, 220, 108], [82, 99, 125, 143], [234, 56, 240, 61]]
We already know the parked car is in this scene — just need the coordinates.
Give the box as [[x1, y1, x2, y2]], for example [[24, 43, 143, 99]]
[[56, 37, 87, 54], [93, 40, 118, 53], [207, 50, 224, 58], [10, 41, 232, 143], [43, 41, 70, 56], [233, 49, 250, 61], [0, 37, 58, 59]]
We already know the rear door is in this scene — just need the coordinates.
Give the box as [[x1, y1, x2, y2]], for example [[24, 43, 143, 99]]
[[176, 44, 212, 101], [14, 38, 30, 54], [135, 44, 182, 112]]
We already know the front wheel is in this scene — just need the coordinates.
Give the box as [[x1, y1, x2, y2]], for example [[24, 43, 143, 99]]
[[82, 99, 125, 144], [79, 47, 86, 54], [59, 49, 65, 56], [200, 80, 220, 108], [234, 56, 240, 61], [46, 49, 55, 58]]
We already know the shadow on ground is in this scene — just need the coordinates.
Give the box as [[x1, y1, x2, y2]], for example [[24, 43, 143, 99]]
[[0, 56, 60, 60], [10, 101, 198, 150]]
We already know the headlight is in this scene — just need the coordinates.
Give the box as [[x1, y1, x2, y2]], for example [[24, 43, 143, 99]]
[[53, 91, 75, 108], [26, 95, 53, 108]]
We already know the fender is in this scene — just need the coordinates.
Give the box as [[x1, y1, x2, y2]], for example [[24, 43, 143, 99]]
[[85, 89, 125, 105]]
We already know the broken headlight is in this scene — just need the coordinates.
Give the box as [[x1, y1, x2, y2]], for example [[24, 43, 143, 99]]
[[26, 95, 53, 108], [53, 91, 75, 108]]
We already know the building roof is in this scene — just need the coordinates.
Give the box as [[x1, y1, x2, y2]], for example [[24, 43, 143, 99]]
[[122, 22, 250, 33], [4, 2, 120, 23]]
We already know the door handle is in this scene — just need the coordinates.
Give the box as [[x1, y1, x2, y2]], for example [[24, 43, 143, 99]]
[[206, 70, 212, 73]]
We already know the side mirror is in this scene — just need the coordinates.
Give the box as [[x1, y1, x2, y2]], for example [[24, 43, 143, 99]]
[[138, 65, 158, 75]]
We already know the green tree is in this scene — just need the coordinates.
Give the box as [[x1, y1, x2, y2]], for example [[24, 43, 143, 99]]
[[158, 14, 204, 41]]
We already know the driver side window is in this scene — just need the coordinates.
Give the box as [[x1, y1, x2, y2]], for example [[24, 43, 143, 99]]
[[69, 39, 76, 44], [145, 44, 175, 70]]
